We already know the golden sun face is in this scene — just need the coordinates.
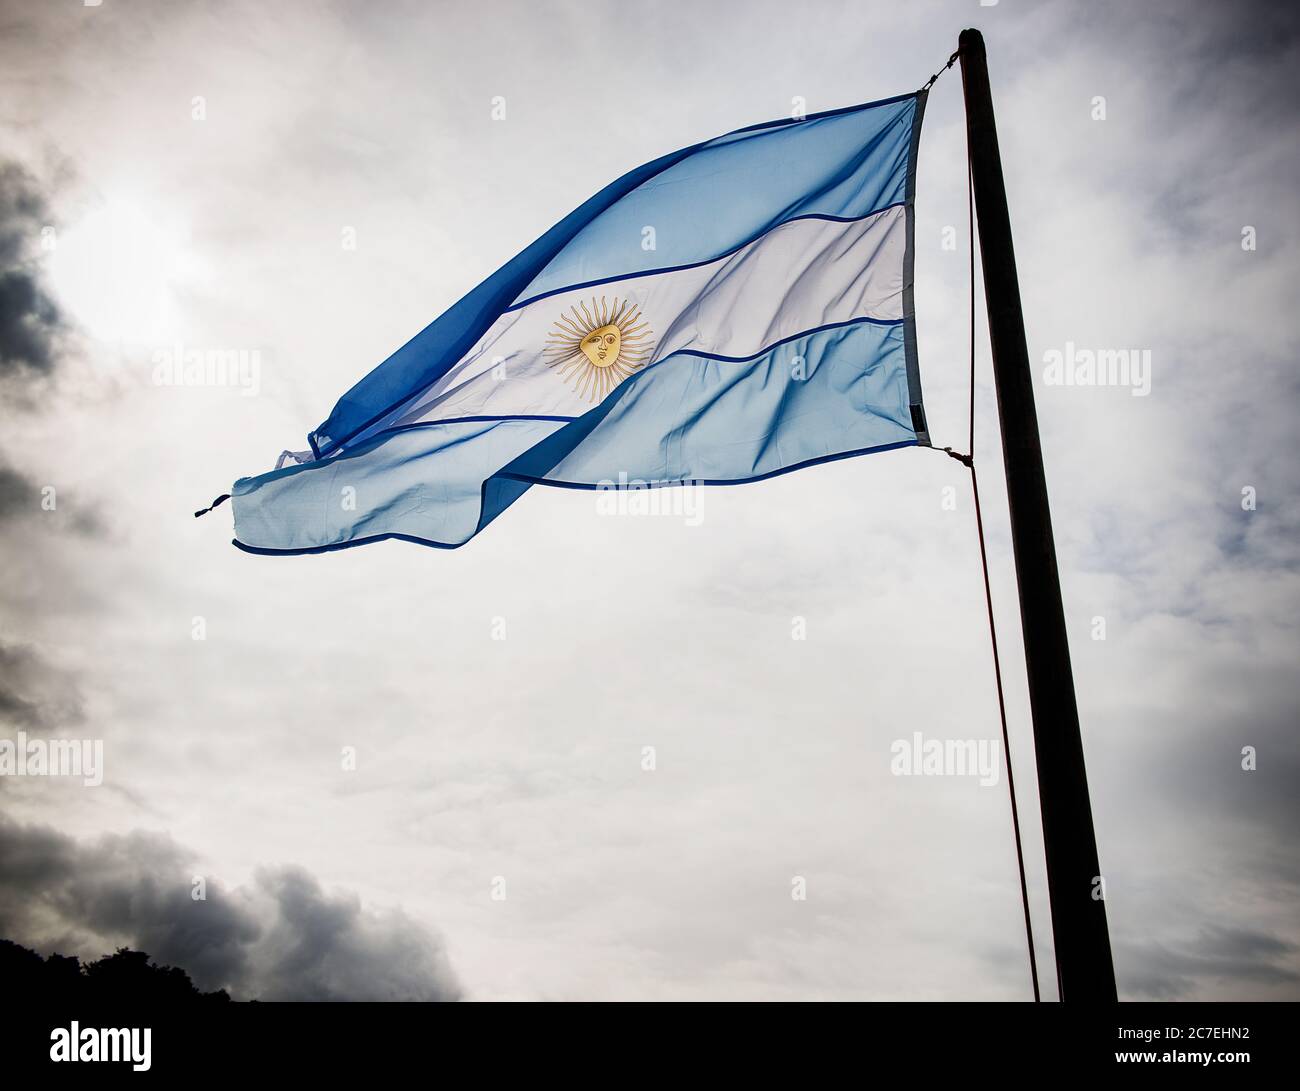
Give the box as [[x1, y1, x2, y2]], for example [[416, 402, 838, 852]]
[[544, 296, 654, 402]]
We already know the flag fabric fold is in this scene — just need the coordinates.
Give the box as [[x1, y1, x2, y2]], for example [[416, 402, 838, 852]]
[[233, 89, 930, 554]]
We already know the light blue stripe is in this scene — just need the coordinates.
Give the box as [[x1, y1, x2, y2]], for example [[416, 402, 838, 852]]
[[519, 97, 918, 302], [233, 320, 914, 553], [233, 418, 567, 551], [537, 321, 912, 485]]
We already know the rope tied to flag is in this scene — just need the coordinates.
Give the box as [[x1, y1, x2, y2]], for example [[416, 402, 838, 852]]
[[193, 494, 230, 519], [920, 48, 961, 93]]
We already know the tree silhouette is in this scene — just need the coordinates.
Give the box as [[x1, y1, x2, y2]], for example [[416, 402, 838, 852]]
[[0, 938, 232, 1002]]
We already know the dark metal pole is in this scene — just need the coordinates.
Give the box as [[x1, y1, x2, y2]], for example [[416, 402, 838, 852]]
[[957, 27, 1117, 1002]]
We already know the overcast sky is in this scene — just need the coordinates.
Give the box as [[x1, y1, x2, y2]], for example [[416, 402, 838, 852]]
[[0, 0, 1296, 1000]]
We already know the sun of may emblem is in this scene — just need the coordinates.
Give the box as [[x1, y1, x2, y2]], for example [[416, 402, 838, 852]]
[[544, 296, 654, 402]]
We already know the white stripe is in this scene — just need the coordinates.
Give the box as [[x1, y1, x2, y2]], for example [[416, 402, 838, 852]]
[[390, 205, 905, 426]]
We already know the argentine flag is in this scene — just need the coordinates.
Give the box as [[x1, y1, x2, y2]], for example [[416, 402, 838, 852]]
[[233, 90, 930, 553]]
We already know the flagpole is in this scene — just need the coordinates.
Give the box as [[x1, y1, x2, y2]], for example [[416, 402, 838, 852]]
[[956, 28, 1117, 1002]]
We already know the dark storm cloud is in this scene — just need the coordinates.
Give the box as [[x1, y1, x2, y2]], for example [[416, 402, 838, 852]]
[[0, 457, 39, 518], [0, 161, 64, 379], [0, 639, 83, 731], [0, 816, 462, 1001], [241, 866, 463, 1002], [1121, 925, 1300, 1000], [0, 450, 104, 536], [1185, 0, 1300, 69], [0, 163, 101, 536]]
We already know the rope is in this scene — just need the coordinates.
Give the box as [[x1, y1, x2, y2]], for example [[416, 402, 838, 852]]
[[933, 80, 1042, 1002], [921, 49, 960, 93], [193, 494, 230, 519]]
